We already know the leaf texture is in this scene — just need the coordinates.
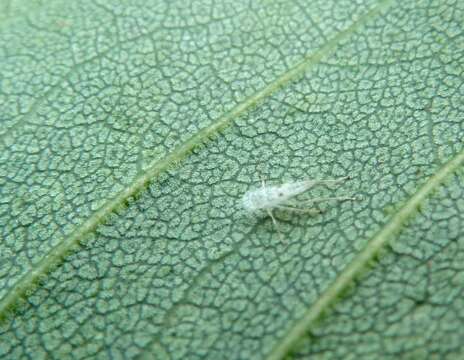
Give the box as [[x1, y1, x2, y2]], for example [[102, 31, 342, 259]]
[[0, 0, 463, 359]]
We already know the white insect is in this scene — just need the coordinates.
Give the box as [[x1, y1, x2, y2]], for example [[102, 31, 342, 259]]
[[242, 176, 355, 230]]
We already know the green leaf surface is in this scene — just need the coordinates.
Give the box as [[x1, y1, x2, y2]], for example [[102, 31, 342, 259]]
[[0, 0, 463, 359]]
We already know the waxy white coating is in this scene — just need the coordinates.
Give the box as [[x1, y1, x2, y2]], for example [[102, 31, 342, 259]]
[[242, 180, 317, 212]]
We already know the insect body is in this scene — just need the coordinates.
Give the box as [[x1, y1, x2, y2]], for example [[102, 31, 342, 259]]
[[242, 177, 355, 231], [243, 180, 321, 212]]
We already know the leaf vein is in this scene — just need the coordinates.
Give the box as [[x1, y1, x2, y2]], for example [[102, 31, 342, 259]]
[[265, 149, 464, 360], [0, 0, 393, 324]]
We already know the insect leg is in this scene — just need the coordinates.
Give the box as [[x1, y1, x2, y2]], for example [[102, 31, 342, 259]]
[[267, 209, 284, 241], [276, 205, 322, 215], [308, 176, 351, 187]]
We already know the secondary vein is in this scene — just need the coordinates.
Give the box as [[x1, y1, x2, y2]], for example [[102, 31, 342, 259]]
[[266, 149, 464, 360]]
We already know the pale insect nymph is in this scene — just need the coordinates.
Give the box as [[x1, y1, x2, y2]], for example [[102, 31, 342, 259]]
[[242, 176, 355, 229]]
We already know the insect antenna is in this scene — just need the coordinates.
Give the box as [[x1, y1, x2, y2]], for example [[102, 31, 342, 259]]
[[298, 196, 358, 204]]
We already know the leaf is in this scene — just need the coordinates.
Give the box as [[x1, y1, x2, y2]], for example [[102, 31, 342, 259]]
[[0, 0, 463, 359]]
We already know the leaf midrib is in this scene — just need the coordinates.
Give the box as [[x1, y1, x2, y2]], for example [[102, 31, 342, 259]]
[[0, 0, 392, 331]]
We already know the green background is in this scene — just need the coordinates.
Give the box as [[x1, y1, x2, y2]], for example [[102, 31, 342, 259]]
[[0, 0, 463, 359]]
